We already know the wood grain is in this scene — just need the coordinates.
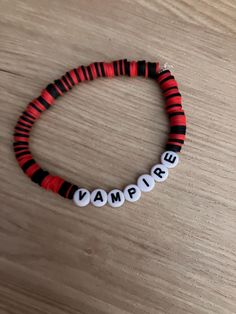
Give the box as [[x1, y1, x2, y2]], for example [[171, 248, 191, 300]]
[[0, 0, 236, 313]]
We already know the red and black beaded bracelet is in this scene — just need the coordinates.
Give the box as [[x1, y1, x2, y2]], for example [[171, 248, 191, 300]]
[[13, 59, 186, 207]]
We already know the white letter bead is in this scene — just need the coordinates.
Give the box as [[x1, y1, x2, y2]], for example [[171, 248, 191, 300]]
[[137, 174, 155, 192], [73, 188, 90, 207], [123, 184, 141, 202], [151, 164, 169, 182], [161, 151, 179, 168], [90, 189, 107, 207], [108, 189, 125, 208]]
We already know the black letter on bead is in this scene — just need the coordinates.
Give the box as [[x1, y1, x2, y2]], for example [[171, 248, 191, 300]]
[[128, 188, 136, 199], [164, 153, 176, 164], [143, 178, 150, 187], [94, 191, 103, 202], [79, 190, 87, 200], [153, 167, 166, 178], [111, 192, 121, 203]]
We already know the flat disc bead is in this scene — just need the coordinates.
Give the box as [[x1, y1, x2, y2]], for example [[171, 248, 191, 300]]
[[90, 189, 107, 207], [123, 184, 141, 202], [161, 151, 179, 168], [73, 188, 90, 207], [108, 189, 125, 208], [137, 174, 155, 192], [151, 164, 169, 182]]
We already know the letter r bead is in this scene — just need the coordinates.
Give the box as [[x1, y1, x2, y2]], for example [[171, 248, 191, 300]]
[[151, 164, 169, 182]]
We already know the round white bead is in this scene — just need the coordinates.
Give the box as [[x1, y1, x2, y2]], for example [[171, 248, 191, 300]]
[[107, 189, 125, 208], [137, 174, 155, 192], [161, 151, 179, 168], [151, 164, 169, 182], [73, 188, 90, 207], [123, 184, 141, 202], [90, 189, 107, 207]]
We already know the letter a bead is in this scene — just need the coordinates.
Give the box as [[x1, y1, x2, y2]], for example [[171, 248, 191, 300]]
[[90, 189, 107, 207], [161, 151, 179, 168], [108, 189, 125, 208], [73, 188, 90, 207]]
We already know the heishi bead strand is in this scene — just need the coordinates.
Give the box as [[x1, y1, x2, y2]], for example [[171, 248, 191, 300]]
[[13, 59, 186, 208]]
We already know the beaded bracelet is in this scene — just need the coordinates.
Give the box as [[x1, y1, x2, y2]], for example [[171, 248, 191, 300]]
[[13, 59, 186, 208]]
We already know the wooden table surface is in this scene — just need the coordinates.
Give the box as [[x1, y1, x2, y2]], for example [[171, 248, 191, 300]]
[[0, 1, 236, 313]]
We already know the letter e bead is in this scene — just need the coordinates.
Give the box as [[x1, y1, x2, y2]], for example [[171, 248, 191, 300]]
[[161, 151, 179, 168]]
